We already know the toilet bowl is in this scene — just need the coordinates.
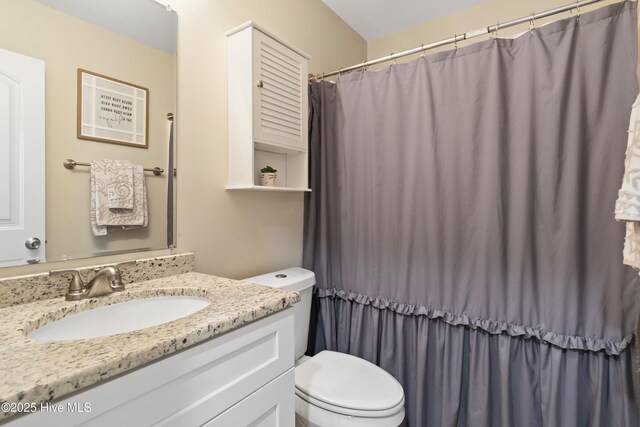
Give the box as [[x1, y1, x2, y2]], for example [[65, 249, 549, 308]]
[[294, 350, 405, 427], [244, 268, 405, 427]]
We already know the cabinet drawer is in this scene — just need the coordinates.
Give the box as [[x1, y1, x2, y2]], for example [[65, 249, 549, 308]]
[[203, 369, 294, 427], [6, 308, 294, 427]]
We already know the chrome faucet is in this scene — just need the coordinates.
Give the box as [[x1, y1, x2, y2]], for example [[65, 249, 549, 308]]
[[50, 261, 136, 301]]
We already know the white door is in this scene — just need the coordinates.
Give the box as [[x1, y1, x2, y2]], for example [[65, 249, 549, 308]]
[[0, 48, 45, 267]]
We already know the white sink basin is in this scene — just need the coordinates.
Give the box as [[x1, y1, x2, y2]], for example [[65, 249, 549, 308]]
[[28, 296, 211, 342]]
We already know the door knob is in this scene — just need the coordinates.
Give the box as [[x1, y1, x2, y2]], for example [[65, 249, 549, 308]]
[[25, 237, 41, 250]]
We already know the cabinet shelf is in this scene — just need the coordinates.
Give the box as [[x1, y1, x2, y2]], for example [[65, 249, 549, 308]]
[[254, 139, 306, 154]]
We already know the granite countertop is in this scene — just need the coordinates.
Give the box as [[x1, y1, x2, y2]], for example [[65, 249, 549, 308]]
[[0, 272, 300, 419]]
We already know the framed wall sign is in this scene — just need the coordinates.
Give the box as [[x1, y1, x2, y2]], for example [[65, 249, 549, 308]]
[[77, 69, 149, 148]]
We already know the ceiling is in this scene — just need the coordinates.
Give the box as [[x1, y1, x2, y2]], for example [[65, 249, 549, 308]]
[[322, 0, 493, 41], [34, 0, 177, 54]]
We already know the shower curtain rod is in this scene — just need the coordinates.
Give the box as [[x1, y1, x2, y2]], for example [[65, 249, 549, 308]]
[[309, 0, 614, 81]]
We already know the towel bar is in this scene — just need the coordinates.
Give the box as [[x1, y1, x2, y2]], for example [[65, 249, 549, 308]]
[[63, 159, 164, 176]]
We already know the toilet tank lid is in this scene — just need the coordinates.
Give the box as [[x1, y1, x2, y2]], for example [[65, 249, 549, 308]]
[[242, 267, 316, 292]]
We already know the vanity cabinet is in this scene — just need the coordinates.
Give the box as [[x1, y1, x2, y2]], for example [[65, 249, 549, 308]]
[[226, 22, 311, 192], [5, 308, 295, 427]]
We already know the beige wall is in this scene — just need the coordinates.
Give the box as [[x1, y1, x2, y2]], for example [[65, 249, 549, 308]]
[[368, 0, 624, 66], [0, 0, 175, 267], [169, 0, 366, 279]]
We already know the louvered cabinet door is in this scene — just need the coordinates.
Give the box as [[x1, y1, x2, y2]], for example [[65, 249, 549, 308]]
[[253, 30, 307, 151]]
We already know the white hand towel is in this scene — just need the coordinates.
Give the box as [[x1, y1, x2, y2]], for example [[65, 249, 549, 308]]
[[614, 94, 640, 270], [91, 162, 148, 236]]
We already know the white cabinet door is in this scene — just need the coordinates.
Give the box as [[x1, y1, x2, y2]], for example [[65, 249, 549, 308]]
[[253, 30, 307, 152], [0, 48, 45, 267], [203, 369, 295, 427]]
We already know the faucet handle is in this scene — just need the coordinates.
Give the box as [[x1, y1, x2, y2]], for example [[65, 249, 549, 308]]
[[49, 269, 86, 297], [111, 260, 137, 290]]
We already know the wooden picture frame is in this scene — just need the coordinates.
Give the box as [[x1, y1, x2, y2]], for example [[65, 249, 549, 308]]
[[77, 69, 149, 148]]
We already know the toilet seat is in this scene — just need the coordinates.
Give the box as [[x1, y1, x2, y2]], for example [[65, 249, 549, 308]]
[[294, 351, 405, 418], [295, 389, 405, 418]]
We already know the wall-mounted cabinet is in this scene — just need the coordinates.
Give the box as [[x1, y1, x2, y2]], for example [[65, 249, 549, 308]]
[[226, 22, 311, 192]]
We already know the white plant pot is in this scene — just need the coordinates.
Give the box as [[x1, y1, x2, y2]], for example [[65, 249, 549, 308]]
[[260, 172, 277, 186]]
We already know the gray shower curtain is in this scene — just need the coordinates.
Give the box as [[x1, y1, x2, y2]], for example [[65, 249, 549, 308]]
[[304, 3, 640, 426]]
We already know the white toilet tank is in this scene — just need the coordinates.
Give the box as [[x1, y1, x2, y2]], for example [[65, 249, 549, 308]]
[[243, 268, 315, 360]]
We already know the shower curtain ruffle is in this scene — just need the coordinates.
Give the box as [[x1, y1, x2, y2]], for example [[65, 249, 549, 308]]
[[313, 295, 638, 427], [316, 287, 634, 355]]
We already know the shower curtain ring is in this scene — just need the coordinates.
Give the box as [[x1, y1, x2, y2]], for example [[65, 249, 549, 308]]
[[420, 44, 425, 57], [491, 22, 500, 39], [529, 12, 536, 30], [575, 1, 581, 18], [390, 53, 397, 66], [454, 34, 458, 50]]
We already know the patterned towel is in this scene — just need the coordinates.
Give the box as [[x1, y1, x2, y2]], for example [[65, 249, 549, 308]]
[[105, 160, 134, 209], [615, 95, 640, 270], [90, 161, 148, 236]]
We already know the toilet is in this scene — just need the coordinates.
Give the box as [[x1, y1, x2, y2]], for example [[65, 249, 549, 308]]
[[244, 268, 405, 427]]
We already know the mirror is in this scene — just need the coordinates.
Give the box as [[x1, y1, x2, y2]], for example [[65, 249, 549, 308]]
[[0, 0, 177, 267]]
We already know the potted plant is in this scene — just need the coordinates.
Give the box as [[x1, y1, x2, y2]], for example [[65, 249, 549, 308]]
[[260, 165, 278, 186]]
